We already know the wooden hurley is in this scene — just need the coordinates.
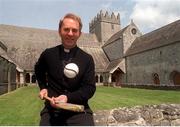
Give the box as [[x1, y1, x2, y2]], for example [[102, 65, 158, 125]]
[[43, 96, 84, 112]]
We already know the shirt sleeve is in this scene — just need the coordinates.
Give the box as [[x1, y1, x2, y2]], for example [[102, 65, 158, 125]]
[[34, 50, 48, 90], [66, 55, 96, 104]]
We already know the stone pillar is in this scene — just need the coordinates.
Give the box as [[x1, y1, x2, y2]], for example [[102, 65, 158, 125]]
[[20, 73, 24, 86], [98, 74, 101, 83], [29, 72, 33, 84], [108, 73, 112, 83]]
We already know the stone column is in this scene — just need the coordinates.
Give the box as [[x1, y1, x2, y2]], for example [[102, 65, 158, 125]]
[[108, 73, 112, 83], [98, 74, 101, 83], [29, 72, 33, 84], [20, 73, 25, 86]]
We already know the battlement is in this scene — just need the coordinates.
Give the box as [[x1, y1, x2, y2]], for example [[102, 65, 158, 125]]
[[89, 10, 120, 29]]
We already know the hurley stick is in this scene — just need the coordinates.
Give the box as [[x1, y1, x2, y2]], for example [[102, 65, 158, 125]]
[[43, 96, 84, 112]]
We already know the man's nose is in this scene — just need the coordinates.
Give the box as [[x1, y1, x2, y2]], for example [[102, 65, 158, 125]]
[[67, 30, 73, 36]]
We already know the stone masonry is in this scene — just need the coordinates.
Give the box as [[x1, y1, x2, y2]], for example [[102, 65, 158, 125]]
[[93, 104, 180, 126]]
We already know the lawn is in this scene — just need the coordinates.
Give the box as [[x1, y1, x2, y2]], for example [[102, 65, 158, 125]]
[[0, 85, 180, 125], [89, 86, 180, 110], [0, 85, 43, 125]]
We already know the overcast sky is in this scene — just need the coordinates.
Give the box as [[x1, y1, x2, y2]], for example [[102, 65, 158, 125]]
[[0, 0, 180, 34]]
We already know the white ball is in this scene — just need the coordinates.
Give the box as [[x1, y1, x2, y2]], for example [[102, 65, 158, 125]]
[[64, 63, 79, 78]]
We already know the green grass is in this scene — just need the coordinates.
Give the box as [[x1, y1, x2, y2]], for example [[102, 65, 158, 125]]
[[0, 85, 180, 125], [89, 86, 180, 110], [0, 85, 43, 126]]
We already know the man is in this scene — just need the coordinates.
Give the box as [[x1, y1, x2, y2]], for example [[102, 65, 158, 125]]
[[35, 13, 96, 126]]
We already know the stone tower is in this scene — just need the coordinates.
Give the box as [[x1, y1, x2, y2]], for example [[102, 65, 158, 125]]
[[89, 10, 121, 44]]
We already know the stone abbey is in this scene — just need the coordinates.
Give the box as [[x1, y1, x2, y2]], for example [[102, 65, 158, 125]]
[[0, 10, 180, 94]]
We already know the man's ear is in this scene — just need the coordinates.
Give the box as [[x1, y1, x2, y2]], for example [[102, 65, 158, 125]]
[[58, 28, 61, 36]]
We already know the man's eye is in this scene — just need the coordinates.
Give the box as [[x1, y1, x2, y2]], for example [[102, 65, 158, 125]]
[[72, 29, 78, 33], [64, 28, 70, 32], [63, 28, 79, 33]]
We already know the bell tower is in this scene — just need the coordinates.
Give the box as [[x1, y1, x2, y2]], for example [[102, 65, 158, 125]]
[[89, 10, 121, 44]]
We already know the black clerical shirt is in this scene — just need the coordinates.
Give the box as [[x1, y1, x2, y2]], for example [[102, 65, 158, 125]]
[[35, 44, 96, 110]]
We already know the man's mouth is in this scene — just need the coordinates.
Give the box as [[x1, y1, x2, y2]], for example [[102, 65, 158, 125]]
[[66, 38, 75, 41]]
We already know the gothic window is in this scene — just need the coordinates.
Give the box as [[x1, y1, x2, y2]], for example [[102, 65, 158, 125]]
[[111, 24, 114, 30], [153, 73, 160, 85]]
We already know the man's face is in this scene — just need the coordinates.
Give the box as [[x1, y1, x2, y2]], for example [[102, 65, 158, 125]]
[[59, 18, 81, 49]]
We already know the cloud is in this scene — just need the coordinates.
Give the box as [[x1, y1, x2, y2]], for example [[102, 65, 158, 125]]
[[130, 0, 180, 33]]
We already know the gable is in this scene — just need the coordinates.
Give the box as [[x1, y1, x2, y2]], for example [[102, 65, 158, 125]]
[[125, 20, 180, 57]]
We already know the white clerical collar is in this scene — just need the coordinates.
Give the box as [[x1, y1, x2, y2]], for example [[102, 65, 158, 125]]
[[64, 48, 70, 53]]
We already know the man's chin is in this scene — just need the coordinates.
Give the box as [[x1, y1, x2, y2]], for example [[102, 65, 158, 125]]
[[63, 44, 76, 49]]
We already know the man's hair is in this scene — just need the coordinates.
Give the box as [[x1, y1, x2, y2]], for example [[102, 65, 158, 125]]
[[59, 13, 83, 32]]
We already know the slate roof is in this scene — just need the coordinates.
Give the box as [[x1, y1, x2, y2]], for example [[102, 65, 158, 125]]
[[0, 24, 109, 71], [125, 20, 180, 56], [0, 45, 14, 65], [102, 25, 131, 73], [105, 58, 123, 73], [103, 25, 128, 47]]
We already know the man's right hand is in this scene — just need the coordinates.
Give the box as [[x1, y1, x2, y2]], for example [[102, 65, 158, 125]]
[[39, 89, 48, 100]]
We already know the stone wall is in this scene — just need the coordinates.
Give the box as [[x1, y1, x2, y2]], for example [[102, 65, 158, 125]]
[[126, 41, 180, 85], [0, 56, 17, 95], [94, 104, 180, 126]]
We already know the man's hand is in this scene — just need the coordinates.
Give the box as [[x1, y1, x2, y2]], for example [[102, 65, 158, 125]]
[[53, 95, 68, 103], [50, 95, 68, 108], [39, 89, 48, 100]]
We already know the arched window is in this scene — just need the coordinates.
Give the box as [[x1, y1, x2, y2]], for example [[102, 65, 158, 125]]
[[153, 73, 160, 85]]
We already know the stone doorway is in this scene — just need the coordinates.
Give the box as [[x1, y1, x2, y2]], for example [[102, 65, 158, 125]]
[[173, 71, 180, 85], [112, 69, 124, 86], [170, 71, 180, 85]]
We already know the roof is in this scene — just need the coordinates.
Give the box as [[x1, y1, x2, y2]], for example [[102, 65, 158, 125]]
[[0, 24, 109, 71], [125, 20, 180, 56], [105, 58, 125, 73], [80, 46, 109, 72], [103, 25, 128, 47], [0, 46, 14, 65]]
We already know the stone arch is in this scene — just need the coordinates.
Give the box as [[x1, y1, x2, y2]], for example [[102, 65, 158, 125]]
[[112, 69, 124, 86], [152, 73, 160, 85], [25, 73, 30, 83], [170, 71, 180, 85]]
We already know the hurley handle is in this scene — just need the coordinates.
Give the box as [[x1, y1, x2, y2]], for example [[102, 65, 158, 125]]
[[43, 96, 84, 112]]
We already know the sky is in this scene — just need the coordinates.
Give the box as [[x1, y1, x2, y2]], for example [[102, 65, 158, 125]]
[[0, 0, 180, 34]]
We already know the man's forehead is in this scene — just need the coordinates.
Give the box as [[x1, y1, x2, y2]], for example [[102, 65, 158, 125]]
[[62, 19, 79, 29]]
